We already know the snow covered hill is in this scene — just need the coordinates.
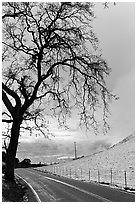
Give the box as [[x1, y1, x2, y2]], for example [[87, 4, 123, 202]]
[[37, 134, 135, 190]]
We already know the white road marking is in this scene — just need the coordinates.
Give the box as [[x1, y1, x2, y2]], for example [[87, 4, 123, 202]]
[[17, 169, 111, 202], [44, 176, 111, 202], [15, 173, 41, 202]]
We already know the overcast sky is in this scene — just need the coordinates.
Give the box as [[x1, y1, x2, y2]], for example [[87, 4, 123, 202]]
[[19, 2, 135, 147], [93, 2, 135, 143]]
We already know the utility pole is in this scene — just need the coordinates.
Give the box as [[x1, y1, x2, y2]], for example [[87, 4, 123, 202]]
[[74, 141, 77, 159]]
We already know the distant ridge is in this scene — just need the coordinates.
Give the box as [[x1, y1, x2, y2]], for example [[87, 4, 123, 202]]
[[42, 132, 135, 189], [110, 133, 135, 149], [86, 133, 135, 158]]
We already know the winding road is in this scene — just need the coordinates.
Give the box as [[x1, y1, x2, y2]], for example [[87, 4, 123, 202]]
[[16, 168, 135, 202]]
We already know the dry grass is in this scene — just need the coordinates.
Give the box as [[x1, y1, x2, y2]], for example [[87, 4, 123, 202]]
[[2, 175, 28, 202]]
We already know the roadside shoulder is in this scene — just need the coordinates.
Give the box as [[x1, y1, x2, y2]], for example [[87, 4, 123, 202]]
[[2, 174, 28, 202], [16, 174, 41, 202]]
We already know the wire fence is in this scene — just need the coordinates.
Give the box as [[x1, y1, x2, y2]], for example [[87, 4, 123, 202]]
[[37, 165, 135, 190]]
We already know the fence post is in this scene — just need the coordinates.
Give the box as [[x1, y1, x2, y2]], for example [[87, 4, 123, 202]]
[[62, 166, 64, 176], [89, 168, 90, 181], [110, 168, 113, 185], [98, 169, 100, 183], [59, 166, 61, 176], [58, 167, 60, 175], [66, 167, 68, 177], [75, 167, 77, 179], [55, 166, 57, 174], [70, 168, 71, 178], [80, 168, 82, 180], [124, 170, 127, 188]]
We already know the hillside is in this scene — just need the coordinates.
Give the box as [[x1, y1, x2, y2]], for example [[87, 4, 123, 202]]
[[37, 134, 135, 190]]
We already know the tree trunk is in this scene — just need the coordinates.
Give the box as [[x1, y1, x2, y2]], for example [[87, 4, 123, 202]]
[[4, 119, 21, 181]]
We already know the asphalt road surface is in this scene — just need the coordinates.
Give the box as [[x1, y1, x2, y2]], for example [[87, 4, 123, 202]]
[[16, 168, 135, 202]]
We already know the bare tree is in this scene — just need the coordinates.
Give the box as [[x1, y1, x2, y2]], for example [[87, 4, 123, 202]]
[[2, 2, 115, 181]]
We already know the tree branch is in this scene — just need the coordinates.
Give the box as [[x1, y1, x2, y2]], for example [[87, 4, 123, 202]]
[[2, 90, 15, 118], [62, 62, 109, 92], [2, 83, 21, 108], [2, 119, 13, 123], [2, 12, 22, 19]]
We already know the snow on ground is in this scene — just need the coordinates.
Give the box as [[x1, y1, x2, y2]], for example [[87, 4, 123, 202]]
[[36, 134, 135, 190]]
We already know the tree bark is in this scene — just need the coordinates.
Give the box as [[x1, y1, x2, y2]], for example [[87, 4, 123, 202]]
[[4, 119, 21, 181]]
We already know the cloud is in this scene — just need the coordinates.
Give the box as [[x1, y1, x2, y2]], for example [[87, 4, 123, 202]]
[[18, 3, 135, 156], [51, 129, 77, 137], [17, 137, 112, 163], [93, 3, 135, 90], [108, 70, 135, 142]]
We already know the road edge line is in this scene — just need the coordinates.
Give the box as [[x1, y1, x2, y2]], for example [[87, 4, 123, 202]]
[[44, 175, 111, 202], [34, 168, 135, 195], [15, 173, 41, 202]]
